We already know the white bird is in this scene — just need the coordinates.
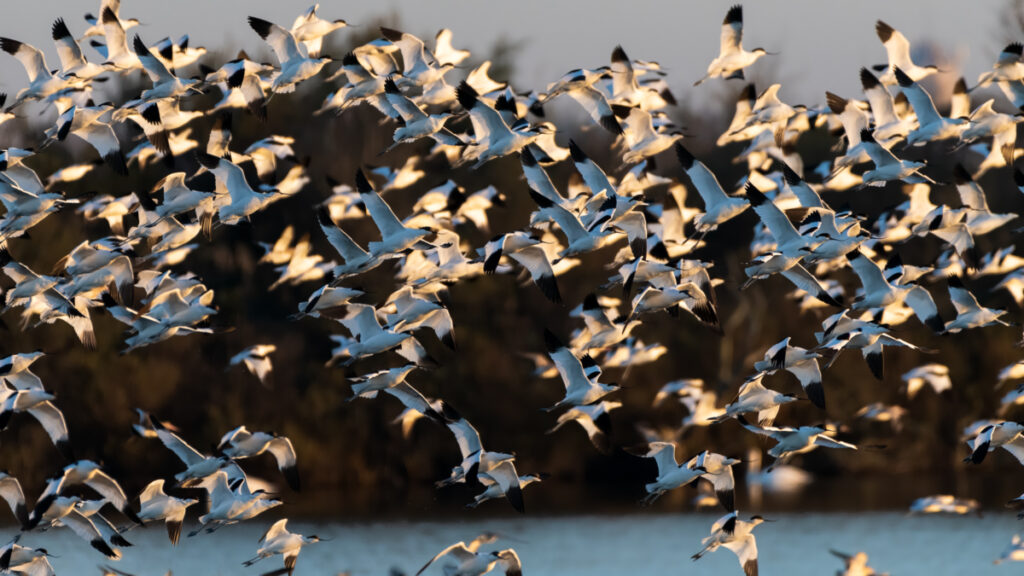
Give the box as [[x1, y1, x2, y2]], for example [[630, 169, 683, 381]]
[[546, 400, 619, 454], [0, 381, 73, 461], [242, 518, 321, 576], [874, 21, 938, 84], [356, 169, 432, 256], [846, 249, 944, 333], [456, 81, 551, 168], [248, 16, 332, 93], [753, 338, 825, 409], [944, 275, 1011, 333], [694, 5, 771, 86], [858, 130, 933, 186], [543, 329, 618, 411], [738, 416, 857, 465], [628, 441, 707, 504], [894, 68, 966, 145], [416, 543, 522, 576], [715, 372, 798, 426], [290, 4, 347, 57], [29, 460, 140, 530], [675, 142, 749, 233], [217, 425, 300, 491], [692, 511, 766, 576], [136, 479, 196, 545], [901, 363, 951, 398]]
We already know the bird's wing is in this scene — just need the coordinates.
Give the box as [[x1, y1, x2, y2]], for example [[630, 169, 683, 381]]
[[0, 38, 49, 82], [1001, 436, 1024, 465], [61, 509, 118, 558], [745, 182, 802, 247], [904, 284, 943, 332], [356, 174, 407, 240], [0, 475, 27, 527], [676, 144, 732, 208], [566, 86, 621, 134], [478, 459, 524, 512], [720, 5, 744, 56], [51, 19, 87, 71], [507, 246, 561, 303], [259, 518, 289, 544], [26, 402, 71, 453], [416, 542, 475, 576], [846, 250, 891, 298], [248, 17, 305, 65], [383, 381, 435, 415], [132, 35, 175, 84], [83, 470, 129, 510], [895, 68, 941, 127], [723, 535, 758, 576], [155, 427, 206, 467], [812, 435, 857, 450], [317, 208, 369, 262], [383, 78, 428, 122], [779, 265, 841, 307]]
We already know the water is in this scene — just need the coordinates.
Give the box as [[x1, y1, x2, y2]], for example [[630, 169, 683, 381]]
[[10, 512, 1021, 575]]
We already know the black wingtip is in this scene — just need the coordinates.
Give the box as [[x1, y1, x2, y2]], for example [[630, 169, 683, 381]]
[[954, 77, 967, 95], [893, 67, 913, 88], [52, 18, 72, 41], [506, 483, 525, 514], [782, 163, 802, 186], [724, 4, 743, 25], [536, 273, 562, 304], [379, 27, 404, 42], [952, 164, 972, 185], [674, 142, 695, 169], [543, 328, 564, 352], [806, 381, 826, 410], [105, 151, 129, 176], [520, 146, 537, 167], [91, 538, 118, 559], [384, 76, 400, 95], [226, 67, 245, 89], [744, 181, 766, 206], [455, 80, 479, 112], [970, 440, 990, 464], [283, 465, 301, 492], [611, 45, 628, 63], [876, 20, 894, 43], [600, 113, 624, 135], [1006, 42, 1024, 56], [527, 188, 554, 209], [568, 139, 587, 163], [859, 129, 875, 144], [101, 7, 118, 24], [0, 38, 22, 56], [132, 34, 148, 56], [825, 91, 847, 115], [194, 150, 220, 170], [859, 67, 881, 90], [717, 489, 735, 512], [354, 168, 373, 193], [248, 16, 273, 40], [582, 293, 600, 311], [56, 439, 75, 462]]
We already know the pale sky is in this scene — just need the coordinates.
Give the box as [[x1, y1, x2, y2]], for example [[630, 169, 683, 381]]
[[0, 0, 1014, 109]]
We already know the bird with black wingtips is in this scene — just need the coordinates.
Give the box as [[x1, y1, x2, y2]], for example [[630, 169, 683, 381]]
[[218, 425, 301, 491], [695, 5, 772, 86]]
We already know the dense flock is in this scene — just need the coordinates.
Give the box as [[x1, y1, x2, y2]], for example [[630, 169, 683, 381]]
[[1, 0, 1024, 574]]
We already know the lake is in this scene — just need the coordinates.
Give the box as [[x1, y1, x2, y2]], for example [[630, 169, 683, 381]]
[[8, 511, 1021, 575]]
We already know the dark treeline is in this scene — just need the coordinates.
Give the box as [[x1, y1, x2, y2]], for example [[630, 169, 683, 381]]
[[0, 21, 1022, 519]]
